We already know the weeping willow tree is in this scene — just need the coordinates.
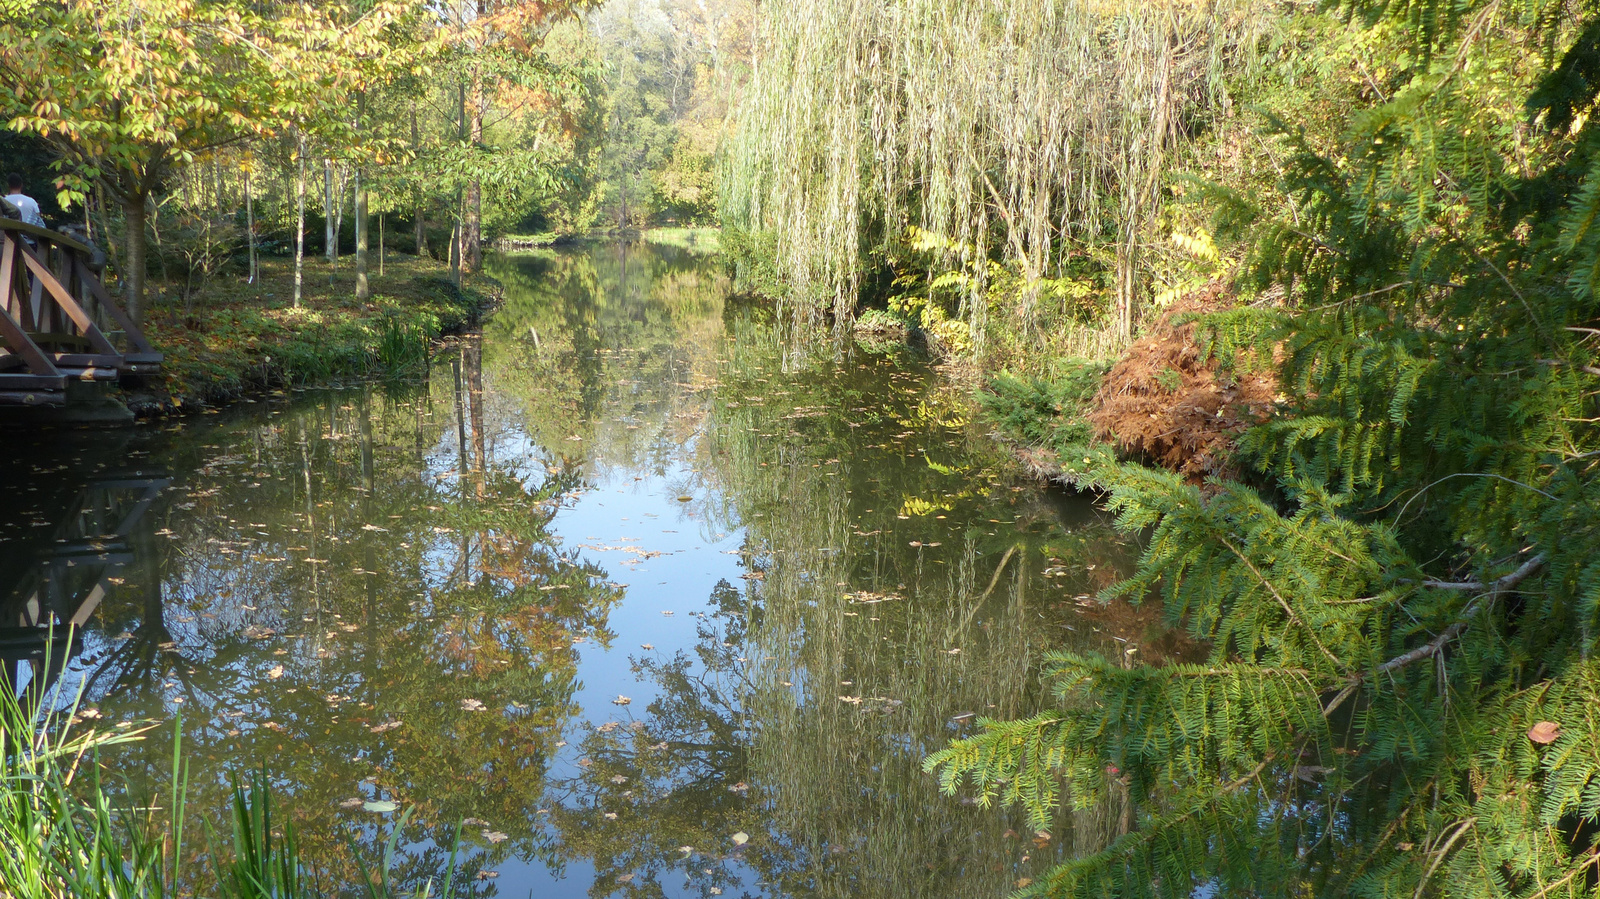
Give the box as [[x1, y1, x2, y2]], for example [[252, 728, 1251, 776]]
[[721, 0, 1263, 346]]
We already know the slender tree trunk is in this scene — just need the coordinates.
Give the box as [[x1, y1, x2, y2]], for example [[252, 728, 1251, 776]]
[[465, 64, 484, 272], [411, 101, 426, 257], [122, 193, 148, 324], [355, 170, 369, 300], [324, 157, 336, 272], [449, 220, 461, 288], [295, 135, 307, 308], [379, 212, 385, 277], [245, 168, 258, 284]]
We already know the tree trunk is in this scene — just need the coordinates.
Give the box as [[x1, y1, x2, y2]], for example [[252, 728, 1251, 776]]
[[355, 170, 369, 300], [411, 101, 427, 257], [295, 135, 307, 308], [324, 157, 337, 285], [465, 72, 483, 272], [122, 193, 148, 325], [379, 212, 385, 277], [245, 168, 258, 284], [449, 220, 461, 288]]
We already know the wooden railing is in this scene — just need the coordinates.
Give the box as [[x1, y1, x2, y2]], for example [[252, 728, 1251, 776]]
[[0, 218, 161, 406]]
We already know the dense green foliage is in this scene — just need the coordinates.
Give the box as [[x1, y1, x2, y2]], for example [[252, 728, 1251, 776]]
[[927, 1, 1600, 896], [980, 368, 1107, 455]]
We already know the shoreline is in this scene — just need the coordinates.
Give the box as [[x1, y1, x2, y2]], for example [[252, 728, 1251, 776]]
[[110, 255, 497, 420]]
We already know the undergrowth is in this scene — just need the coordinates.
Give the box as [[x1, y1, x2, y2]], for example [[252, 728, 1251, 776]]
[[136, 256, 495, 411], [980, 363, 1108, 454]]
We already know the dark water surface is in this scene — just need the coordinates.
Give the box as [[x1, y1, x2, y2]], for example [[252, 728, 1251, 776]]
[[1, 242, 1150, 898]]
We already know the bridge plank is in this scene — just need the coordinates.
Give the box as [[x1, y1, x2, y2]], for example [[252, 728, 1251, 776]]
[[78, 259, 156, 354], [0, 239, 60, 376], [17, 239, 119, 356]]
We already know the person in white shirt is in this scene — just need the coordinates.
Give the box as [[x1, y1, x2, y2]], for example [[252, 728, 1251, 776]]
[[6, 173, 46, 229]]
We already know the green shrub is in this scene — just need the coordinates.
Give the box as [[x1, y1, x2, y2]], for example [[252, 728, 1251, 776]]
[[980, 361, 1107, 452]]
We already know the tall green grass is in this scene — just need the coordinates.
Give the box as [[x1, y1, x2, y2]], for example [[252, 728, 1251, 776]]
[[0, 641, 460, 899], [375, 315, 431, 378]]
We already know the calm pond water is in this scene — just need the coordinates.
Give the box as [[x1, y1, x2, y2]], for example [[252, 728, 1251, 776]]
[[1, 241, 1155, 898]]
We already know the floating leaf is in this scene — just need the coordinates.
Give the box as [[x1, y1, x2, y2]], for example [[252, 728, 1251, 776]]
[[267, 664, 284, 679], [363, 800, 398, 813], [460, 698, 486, 711], [482, 831, 508, 844], [731, 831, 749, 845]]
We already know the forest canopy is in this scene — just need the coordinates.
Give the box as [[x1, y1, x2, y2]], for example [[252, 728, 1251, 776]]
[[0, 0, 748, 323]]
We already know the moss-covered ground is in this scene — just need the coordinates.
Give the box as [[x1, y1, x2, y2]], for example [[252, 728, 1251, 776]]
[[125, 253, 493, 415]]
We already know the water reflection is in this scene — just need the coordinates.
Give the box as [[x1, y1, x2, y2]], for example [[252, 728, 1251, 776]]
[[0, 240, 1155, 898], [0, 457, 167, 705]]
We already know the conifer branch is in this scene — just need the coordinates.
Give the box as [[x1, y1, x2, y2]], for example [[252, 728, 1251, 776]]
[[1219, 536, 1342, 666], [1379, 554, 1546, 673]]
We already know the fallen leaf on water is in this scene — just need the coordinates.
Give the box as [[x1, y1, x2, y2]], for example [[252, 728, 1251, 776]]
[[463, 818, 489, 827], [617, 874, 634, 883], [363, 800, 397, 813], [1529, 721, 1562, 744], [677, 495, 692, 502], [641, 643, 654, 650], [460, 699, 486, 711], [679, 846, 694, 854], [1017, 878, 1033, 889], [603, 812, 618, 820], [613, 695, 631, 706], [267, 664, 285, 679], [482, 831, 508, 844], [731, 831, 749, 846], [339, 798, 364, 809]]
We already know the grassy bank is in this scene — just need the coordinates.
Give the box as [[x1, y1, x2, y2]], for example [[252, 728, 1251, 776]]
[[125, 254, 495, 416]]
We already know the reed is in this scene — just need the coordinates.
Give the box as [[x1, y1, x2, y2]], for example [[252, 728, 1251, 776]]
[[0, 647, 460, 899]]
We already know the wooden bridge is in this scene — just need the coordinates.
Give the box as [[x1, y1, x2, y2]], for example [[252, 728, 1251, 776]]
[[0, 218, 161, 406]]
